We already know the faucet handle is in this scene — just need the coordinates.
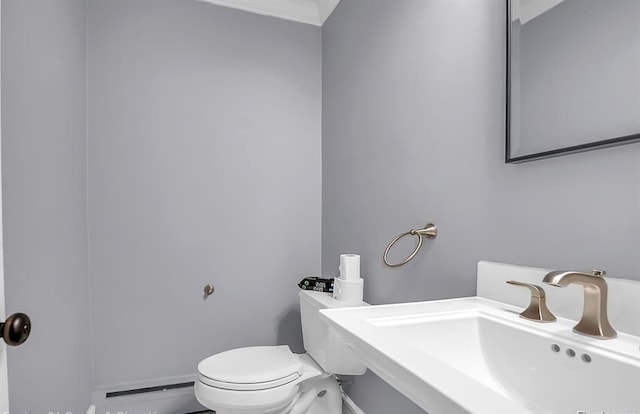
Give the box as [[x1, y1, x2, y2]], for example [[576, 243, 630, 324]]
[[592, 269, 607, 277], [507, 280, 557, 323]]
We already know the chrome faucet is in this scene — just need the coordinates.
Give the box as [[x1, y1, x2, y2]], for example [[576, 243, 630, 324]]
[[543, 269, 617, 339]]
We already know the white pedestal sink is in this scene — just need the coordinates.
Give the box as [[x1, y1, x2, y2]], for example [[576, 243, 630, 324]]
[[320, 261, 640, 414]]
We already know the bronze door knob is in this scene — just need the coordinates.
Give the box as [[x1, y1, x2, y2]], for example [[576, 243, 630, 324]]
[[1, 313, 31, 346]]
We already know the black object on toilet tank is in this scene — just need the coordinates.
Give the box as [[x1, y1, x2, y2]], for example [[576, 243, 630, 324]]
[[298, 277, 334, 293]]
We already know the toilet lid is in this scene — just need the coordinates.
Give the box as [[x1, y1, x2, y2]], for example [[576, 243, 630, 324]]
[[198, 345, 303, 391]]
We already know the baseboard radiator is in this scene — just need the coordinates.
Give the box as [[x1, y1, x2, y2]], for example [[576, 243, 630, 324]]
[[105, 382, 195, 399], [92, 377, 207, 414]]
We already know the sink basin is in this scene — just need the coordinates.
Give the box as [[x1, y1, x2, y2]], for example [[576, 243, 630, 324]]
[[320, 297, 640, 414]]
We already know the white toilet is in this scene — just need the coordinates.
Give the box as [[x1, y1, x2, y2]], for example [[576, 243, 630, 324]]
[[195, 290, 367, 414]]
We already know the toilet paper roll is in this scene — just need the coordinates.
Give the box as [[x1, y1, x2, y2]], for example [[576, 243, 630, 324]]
[[339, 254, 360, 281], [333, 277, 364, 304]]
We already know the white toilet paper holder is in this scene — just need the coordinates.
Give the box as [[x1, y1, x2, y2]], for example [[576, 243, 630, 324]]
[[383, 223, 437, 268]]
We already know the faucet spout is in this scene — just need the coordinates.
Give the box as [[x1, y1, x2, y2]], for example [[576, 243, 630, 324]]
[[542, 269, 617, 339], [543, 270, 600, 287]]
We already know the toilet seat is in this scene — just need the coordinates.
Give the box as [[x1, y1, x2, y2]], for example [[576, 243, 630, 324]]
[[195, 347, 325, 414], [194, 346, 328, 414], [198, 345, 303, 391]]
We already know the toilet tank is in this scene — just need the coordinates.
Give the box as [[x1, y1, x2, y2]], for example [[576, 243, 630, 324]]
[[299, 290, 367, 375]]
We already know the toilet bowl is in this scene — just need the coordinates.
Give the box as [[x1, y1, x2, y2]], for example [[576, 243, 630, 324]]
[[195, 290, 367, 414], [195, 346, 340, 414]]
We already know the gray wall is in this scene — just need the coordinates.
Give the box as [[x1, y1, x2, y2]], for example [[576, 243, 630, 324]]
[[87, 0, 321, 388], [514, 0, 640, 156], [322, 0, 640, 413], [1, 0, 93, 413]]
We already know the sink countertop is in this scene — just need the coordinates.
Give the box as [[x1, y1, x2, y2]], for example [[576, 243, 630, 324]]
[[320, 296, 640, 414]]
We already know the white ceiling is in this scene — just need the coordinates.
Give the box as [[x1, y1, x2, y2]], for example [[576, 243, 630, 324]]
[[512, 0, 565, 25], [199, 0, 341, 26]]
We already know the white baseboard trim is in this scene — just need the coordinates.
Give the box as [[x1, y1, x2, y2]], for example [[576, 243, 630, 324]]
[[342, 392, 365, 414]]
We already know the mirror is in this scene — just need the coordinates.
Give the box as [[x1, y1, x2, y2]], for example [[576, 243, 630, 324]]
[[506, 0, 640, 163]]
